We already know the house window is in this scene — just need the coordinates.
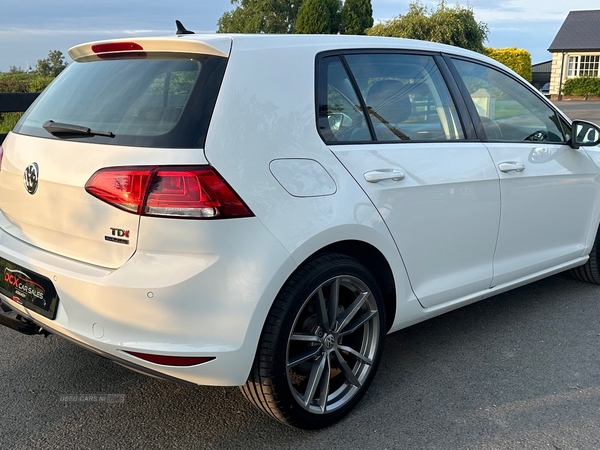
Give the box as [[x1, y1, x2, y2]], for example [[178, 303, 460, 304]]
[[567, 55, 600, 77]]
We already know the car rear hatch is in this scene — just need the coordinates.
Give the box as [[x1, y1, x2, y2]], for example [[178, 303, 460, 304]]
[[0, 36, 232, 269]]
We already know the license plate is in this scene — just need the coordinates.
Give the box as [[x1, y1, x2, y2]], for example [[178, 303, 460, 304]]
[[0, 257, 59, 319]]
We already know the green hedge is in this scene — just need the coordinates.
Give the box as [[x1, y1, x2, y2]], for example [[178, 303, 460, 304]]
[[484, 47, 532, 81], [562, 76, 600, 99], [0, 73, 54, 134]]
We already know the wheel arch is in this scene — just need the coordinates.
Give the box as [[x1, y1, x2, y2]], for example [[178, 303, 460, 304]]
[[300, 240, 397, 332], [242, 249, 391, 427]]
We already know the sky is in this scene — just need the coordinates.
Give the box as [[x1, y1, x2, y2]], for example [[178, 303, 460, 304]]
[[1, 0, 599, 72]]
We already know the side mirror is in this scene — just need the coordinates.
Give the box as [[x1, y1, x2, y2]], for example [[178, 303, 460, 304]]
[[571, 120, 600, 149]]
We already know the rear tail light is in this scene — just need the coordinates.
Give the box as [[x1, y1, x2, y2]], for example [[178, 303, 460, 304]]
[[85, 166, 253, 219]]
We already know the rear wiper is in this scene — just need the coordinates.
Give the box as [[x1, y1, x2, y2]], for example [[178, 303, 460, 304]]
[[42, 120, 115, 138]]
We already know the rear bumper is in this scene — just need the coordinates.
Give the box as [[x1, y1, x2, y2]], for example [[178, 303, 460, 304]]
[[0, 306, 196, 385], [0, 217, 296, 386]]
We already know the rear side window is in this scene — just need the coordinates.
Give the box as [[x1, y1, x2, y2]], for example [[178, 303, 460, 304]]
[[317, 56, 370, 142], [317, 52, 465, 143], [14, 56, 227, 148]]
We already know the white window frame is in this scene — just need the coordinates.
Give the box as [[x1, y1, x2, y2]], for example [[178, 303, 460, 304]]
[[567, 54, 600, 78]]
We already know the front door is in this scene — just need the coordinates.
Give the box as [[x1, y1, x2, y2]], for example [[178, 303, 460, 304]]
[[450, 58, 599, 286]]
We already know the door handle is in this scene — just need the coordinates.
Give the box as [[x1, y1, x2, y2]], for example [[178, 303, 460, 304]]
[[498, 162, 525, 173], [363, 169, 406, 183]]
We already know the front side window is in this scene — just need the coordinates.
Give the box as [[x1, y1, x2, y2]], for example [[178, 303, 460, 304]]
[[14, 56, 227, 148], [452, 59, 565, 143], [317, 52, 465, 143]]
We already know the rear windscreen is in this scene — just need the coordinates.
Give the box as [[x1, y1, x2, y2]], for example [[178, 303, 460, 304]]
[[14, 56, 227, 148]]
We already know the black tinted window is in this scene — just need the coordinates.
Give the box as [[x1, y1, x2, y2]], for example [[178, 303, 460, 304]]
[[14, 56, 227, 148]]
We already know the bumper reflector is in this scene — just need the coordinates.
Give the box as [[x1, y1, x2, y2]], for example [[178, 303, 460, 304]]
[[124, 351, 215, 367]]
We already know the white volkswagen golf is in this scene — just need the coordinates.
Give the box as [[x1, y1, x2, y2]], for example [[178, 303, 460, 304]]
[[1, 27, 600, 429]]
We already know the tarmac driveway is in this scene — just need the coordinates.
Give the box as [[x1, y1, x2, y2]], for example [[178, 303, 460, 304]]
[[554, 100, 600, 126]]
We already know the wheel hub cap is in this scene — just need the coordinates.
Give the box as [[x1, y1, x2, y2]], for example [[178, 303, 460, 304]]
[[323, 334, 335, 350], [286, 274, 380, 415]]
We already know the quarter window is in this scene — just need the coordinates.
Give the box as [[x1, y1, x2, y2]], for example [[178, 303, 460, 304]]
[[317, 56, 370, 143]]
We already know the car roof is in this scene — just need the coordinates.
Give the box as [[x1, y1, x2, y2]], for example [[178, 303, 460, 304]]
[[69, 33, 509, 77]]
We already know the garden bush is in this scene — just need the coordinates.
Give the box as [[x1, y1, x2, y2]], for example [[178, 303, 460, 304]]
[[0, 73, 53, 134], [562, 76, 600, 99], [484, 47, 531, 81]]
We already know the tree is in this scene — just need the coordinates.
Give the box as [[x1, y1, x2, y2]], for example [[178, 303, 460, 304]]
[[485, 47, 532, 81], [325, 0, 342, 34], [8, 66, 27, 74], [367, 1, 488, 53], [217, 0, 305, 33], [296, 0, 331, 34], [340, 0, 373, 35], [35, 50, 68, 77], [296, 0, 342, 34]]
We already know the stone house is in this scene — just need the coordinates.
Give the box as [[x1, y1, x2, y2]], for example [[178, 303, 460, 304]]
[[548, 9, 600, 99]]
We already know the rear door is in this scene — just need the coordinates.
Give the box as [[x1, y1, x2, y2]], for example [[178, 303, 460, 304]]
[[448, 57, 599, 286], [319, 52, 501, 308]]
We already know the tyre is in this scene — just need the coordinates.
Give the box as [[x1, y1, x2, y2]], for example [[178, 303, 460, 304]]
[[241, 254, 386, 429], [571, 230, 600, 284]]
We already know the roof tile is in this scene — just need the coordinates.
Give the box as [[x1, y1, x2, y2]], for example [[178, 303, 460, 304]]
[[548, 10, 600, 52]]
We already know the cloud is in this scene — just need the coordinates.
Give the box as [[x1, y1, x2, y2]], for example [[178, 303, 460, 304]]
[[471, 0, 597, 22]]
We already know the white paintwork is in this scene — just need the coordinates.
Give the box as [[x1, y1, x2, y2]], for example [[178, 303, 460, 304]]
[[486, 143, 598, 286], [1, 34, 600, 388], [581, 146, 600, 251], [0, 133, 220, 269], [0, 213, 295, 385], [332, 142, 500, 308], [0, 133, 142, 268], [269, 158, 336, 197]]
